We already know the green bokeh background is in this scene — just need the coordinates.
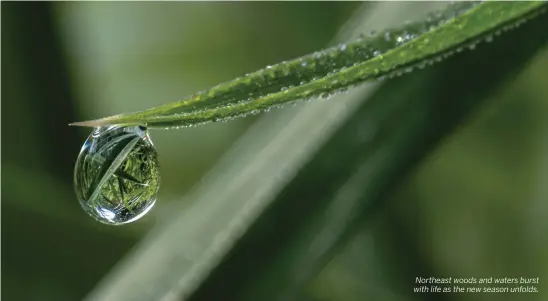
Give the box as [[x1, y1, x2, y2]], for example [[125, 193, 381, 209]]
[[2, 2, 547, 301]]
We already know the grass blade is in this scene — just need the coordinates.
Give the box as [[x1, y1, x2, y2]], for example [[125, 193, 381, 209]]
[[71, 2, 547, 129]]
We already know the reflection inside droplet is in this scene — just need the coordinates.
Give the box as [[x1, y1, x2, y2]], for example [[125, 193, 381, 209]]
[[74, 125, 160, 225]]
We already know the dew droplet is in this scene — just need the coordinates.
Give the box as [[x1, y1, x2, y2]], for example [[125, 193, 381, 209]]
[[74, 125, 160, 225]]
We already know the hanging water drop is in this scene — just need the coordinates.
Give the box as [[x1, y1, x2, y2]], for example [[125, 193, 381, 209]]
[[74, 125, 160, 225]]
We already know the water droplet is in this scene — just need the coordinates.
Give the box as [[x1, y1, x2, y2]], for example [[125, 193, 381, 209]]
[[336, 87, 349, 94], [485, 35, 494, 43], [338, 44, 347, 51], [468, 43, 477, 50], [373, 50, 382, 57], [74, 125, 160, 225]]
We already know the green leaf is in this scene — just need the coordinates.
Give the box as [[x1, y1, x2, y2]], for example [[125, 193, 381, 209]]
[[70, 1, 546, 130]]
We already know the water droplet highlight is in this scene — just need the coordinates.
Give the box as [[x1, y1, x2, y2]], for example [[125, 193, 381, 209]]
[[74, 125, 160, 225]]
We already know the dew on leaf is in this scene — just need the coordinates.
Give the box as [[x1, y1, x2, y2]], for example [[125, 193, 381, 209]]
[[74, 125, 160, 225]]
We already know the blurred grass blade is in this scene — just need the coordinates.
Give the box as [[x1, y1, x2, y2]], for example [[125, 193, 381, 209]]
[[189, 13, 548, 301], [71, 2, 546, 129]]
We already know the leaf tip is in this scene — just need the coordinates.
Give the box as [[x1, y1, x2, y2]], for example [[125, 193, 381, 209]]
[[69, 120, 103, 128]]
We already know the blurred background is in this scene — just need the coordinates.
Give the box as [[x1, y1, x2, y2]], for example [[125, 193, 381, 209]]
[[2, 2, 547, 301]]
